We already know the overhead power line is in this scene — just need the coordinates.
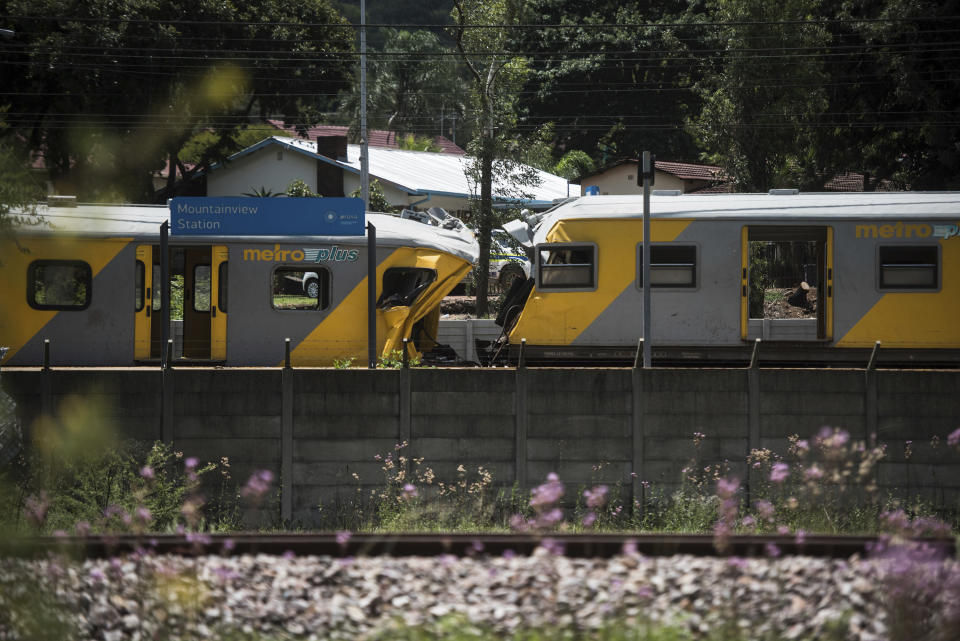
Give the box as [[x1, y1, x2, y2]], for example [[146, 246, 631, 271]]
[[3, 14, 960, 29]]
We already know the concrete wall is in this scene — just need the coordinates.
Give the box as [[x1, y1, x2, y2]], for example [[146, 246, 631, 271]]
[[3, 366, 959, 527]]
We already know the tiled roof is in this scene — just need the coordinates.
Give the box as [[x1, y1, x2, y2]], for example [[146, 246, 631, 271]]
[[688, 182, 734, 194], [654, 160, 723, 181], [267, 120, 466, 155], [823, 172, 898, 192], [578, 158, 724, 184]]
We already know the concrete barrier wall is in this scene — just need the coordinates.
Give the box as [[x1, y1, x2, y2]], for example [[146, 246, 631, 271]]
[[3, 366, 959, 527]]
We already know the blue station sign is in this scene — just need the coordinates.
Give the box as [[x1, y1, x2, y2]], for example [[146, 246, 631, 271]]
[[170, 197, 365, 236]]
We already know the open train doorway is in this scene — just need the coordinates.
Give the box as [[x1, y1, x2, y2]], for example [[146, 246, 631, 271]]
[[740, 226, 833, 341], [134, 245, 227, 362]]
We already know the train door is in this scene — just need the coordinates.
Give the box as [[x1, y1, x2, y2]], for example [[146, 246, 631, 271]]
[[137, 245, 227, 362], [134, 245, 152, 360], [740, 226, 834, 341]]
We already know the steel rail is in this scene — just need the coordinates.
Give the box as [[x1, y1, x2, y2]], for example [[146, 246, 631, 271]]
[[2, 532, 952, 560]]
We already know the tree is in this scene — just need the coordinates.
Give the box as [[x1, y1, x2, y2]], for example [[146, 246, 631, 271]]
[[337, 28, 467, 143], [0, 108, 45, 256], [830, 0, 960, 189], [452, 0, 536, 317], [554, 149, 595, 181], [687, 0, 832, 192], [512, 0, 704, 167], [1, 0, 354, 202]]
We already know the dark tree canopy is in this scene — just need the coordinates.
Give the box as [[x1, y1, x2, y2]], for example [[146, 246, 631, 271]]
[[512, 0, 704, 166], [1, 0, 355, 202]]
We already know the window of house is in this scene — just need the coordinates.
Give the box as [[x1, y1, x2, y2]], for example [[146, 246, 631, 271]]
[[879, 246, 938, 289], [272, 267, 330, 310], [28, 260, 92, 310], [537, 243, 597, 290], [637, 244, 698, 288]]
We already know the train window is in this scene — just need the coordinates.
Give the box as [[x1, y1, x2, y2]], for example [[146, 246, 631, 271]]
[[378, 268, 437, 308], [218, 262, 228, 313], [637, 244, 697, 288], [537, 243, 596, 290], [272, 267, 330, 310], [135, 260, 145, 311], [193, 264, 211, 312], [879, 246, 938, 289], [27, 260, 92, 310]]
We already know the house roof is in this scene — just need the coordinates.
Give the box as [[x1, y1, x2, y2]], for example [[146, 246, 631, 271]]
[[823, 172, 898, 192], [267, 119, 466, 155], [214, 136, 575, 207], [654, 160, 723, 181], [577, 158, 724, 184]]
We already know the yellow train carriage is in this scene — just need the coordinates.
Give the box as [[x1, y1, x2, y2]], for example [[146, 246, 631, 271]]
[[0, 204, 478, 367], [495, 192, 960, 365]]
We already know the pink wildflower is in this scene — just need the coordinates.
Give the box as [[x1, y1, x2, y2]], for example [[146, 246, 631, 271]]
[[803, 464, 824, 481], [769, 462, 789, 483], [583, 485, 609, 510], [947, 428, 960, 447]]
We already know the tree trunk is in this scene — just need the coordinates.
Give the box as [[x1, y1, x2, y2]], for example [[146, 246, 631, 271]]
[[475, 132, 494, 318]]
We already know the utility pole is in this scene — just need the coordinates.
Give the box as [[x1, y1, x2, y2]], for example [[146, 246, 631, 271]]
[[360, 0, 370, 209]]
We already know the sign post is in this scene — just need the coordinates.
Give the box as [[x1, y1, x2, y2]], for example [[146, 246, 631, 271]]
[[367, 222, 376, 369], [640, 152, 655, 368]]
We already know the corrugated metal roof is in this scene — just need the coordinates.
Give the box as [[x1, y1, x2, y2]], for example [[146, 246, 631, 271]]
[[229, 137, 574, 206]]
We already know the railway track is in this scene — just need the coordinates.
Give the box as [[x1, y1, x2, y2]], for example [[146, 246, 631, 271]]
[[3, 532, 953, 559]]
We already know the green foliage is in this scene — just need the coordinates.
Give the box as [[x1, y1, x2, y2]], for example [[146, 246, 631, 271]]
[[337, 28, 466, 142], [452, 0, 537, 317], [397, 134, 443, 153], [511, 0, 703, 168], [689, 0, 831, 192], [2, 0, 354, 202], [242, 187, 280, 198], [285, 180, 318, 198], [554, 150, 596, 181], [5, 439, 239, 535], [349, 179, 392, 212], [377, 350, 422, 369], [748, 245, 772, 318], [369, 615, 699, 641], [0, 107, 45, 253], [333, 357, 355, 369], [180, 124, 293, 166]]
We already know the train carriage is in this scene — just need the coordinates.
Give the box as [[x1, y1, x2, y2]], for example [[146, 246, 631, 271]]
[[0, 203, 478, 367], [494, 192, 960, 366]]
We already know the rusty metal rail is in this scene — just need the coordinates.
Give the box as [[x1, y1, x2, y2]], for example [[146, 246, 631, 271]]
[[3, 532, 953, 560]]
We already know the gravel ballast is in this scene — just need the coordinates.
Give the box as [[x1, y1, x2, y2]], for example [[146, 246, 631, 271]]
[[1, 549, 955, 641]]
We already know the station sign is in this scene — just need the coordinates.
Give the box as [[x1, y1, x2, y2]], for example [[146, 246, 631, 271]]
[[170, 197, 365, 236]]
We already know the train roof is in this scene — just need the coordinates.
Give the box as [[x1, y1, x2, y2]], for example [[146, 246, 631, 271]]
[[530, 192, 960, 244], [10, 203, 480, 263]]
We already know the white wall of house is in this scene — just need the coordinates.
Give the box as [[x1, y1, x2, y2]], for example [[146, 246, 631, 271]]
[[207, 147, 318, 197], [580, 164, 686, 196], [341, 172, 472, 213]]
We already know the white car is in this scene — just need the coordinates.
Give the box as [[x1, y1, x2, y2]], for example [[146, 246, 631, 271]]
[[489, 229, 531, 288]]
